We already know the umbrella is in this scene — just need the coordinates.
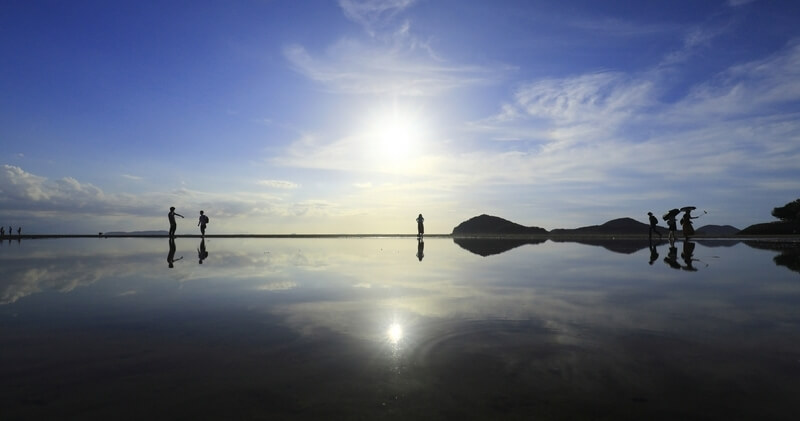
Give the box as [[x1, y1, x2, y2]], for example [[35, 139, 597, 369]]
[[680, 206, 696, 212], [663, 208, 680, 220]]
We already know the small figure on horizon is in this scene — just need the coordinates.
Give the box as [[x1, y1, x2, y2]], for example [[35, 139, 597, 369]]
[[168, 207, 184, 237], [16, 227, 21, 236], [416, 213, 424, 238], [647, 212, 662, 240], [0, 227, 4, 237], [198, 210, 209, 237]]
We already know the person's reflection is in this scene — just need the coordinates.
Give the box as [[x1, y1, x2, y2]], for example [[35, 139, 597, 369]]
[[663, 244, 681, 269], [681, 240, 698, 271], [167, 237, 183, 268], [416, 238, 424, 262], [648, 239, 659, 265], [198, 238, 209, 264]]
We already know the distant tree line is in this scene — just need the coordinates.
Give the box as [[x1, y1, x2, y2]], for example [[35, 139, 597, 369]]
[[772, 198, 800, 221]]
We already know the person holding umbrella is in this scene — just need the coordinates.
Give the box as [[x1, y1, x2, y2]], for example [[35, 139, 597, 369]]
[[680, 206, 701, 239], [663, 208, 679, 244]]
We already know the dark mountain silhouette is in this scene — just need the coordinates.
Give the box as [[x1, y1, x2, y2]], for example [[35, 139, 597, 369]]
[[452, 214, 548, 236], [453, 237, 546, 257], [549, 217, 650, 236], [694, 225, 740, 236], [738, 221, 800, 236]]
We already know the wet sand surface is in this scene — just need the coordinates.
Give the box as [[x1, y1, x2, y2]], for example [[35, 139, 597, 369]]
[[1, 238, 799, 420]]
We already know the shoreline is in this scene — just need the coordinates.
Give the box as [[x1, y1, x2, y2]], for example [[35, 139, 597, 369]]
[[3, 234, 799, 241]]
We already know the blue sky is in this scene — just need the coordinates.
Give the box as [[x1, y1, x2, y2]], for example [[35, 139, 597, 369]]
[[2, 0, 799, 234]]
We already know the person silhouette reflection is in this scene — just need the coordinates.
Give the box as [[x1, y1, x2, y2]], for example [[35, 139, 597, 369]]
[[198, 238, 209, 264], [648, 240, 659, 265], [663, 244, 681, 269], [167, 237, 183, 268], [681, 240, 698, 271], [416, 237, 425, 261]]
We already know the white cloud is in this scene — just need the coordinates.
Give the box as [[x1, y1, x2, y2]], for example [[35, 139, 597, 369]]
[[673, 41, 800, 118], [284, 40, 503, 96], [258, 179, 300, 189]]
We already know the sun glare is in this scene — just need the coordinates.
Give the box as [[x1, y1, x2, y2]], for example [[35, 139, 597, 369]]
[[364, 104, 428, 168], [387, 322, 404, 345]]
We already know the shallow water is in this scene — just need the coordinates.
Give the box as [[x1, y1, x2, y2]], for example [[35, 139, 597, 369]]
[[1, 237, 799, 420]]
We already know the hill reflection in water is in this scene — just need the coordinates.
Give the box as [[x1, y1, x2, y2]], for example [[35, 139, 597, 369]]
[[1, 237, 799, 420]]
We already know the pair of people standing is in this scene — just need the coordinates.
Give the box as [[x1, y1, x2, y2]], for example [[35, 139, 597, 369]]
[[169, 207, 209, 237]]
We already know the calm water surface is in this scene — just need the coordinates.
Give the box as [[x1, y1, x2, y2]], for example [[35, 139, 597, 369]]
[[1, 237, 799, 420]]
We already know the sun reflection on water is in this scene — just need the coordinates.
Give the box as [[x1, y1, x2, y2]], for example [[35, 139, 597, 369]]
[[387, 322, 404, 345]]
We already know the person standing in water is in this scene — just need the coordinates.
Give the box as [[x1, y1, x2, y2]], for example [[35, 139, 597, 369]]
[[198, 210, 209, 237], [416, 214, 424, 238], [680, 211, 697, 239], [665, 212, 678, 244], [168, 207, 184, 237]]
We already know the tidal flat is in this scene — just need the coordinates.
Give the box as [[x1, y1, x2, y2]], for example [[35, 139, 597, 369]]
[[1, 237, 799, 420]]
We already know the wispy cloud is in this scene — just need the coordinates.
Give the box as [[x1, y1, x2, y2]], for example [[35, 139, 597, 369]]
[[258, 179, 300, 189], [338, 0, 417, 35], [284, 39, 504, 96]]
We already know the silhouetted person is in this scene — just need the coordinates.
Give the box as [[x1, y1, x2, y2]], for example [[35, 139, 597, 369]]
[[198, 210, 209, 237], [416, 238, 425, 261], [167, 237, 183, 268], [648, 240, 659, 265], [16, 227, 21, 236], [168, 207, 184, 237], [664, 245, 681, 269], [680, 211, 698, 239], [416, 214, 424, 237], [665, 214, 678, 244], [647, 212, 662, 240], [198, 238, 208, 264], [0, 227, 4, 237]]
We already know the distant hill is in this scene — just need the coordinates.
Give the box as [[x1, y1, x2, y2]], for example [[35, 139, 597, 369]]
[[695, 225, 740, 236], [104, 230, 169, 236], [550, 217, 650, 236], [452, 214, 750, 239], [738, 221, 800, 236], [452, 214, 548, 236]]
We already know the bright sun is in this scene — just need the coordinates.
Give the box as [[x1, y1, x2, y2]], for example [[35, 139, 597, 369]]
[[364, 104, 427, 167]]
